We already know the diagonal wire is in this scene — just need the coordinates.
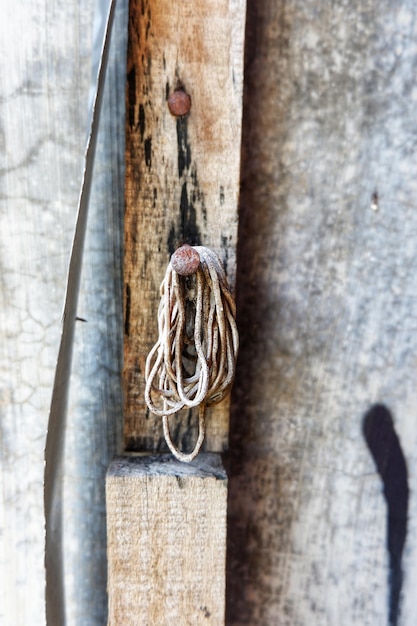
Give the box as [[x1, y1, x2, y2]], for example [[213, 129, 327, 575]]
[[44, 1, 117, 623]]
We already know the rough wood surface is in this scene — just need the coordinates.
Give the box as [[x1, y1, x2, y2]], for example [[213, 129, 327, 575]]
[[106, 453, 227, 625], [60, 2, 128, 623], [227, 2, 417, 625], [0, 1, 127, 624], [5, 0, 417, 624], [0, 2, 94, 624], [123, 0, 246, 452]]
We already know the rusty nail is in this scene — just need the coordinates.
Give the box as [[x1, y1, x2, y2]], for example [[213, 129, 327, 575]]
[[170, 244, 200, 275], [167, 89, 192, 117]]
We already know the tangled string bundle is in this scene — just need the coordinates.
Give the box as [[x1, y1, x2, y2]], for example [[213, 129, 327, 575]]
[[144, 245, 239, 462]]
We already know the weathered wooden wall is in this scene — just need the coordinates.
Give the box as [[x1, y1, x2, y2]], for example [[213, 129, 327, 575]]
[[2, 0, 417, 625], [227, 1, 417, 625]]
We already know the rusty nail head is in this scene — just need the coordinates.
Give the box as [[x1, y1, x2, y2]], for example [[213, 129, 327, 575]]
[[167, 89, 192, 117], [171, 244, 200, 275]]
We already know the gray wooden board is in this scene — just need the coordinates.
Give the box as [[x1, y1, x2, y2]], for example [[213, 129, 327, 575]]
[[0, 1, 94, 623], [227, 1, 417, 625], [62, 0, 128, 622], [0, 0, 127, 624]]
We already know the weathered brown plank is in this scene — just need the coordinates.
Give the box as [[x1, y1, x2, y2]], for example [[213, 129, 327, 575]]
[[123, 0, 246, 452], [106, 454, 228, 625], [108, 5, 245, 622]]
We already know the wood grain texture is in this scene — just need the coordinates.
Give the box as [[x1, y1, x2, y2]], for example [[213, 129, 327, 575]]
[[227, 1, 417, 625], [0, 2, 95, 624], [106, 454, 228, 625], [123, 0, 246, 452], [0, 1, 127, 624], [61, 1, 128, 622]]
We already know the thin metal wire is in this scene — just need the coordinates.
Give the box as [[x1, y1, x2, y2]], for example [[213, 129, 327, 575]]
[[145, 246, 239, 462]]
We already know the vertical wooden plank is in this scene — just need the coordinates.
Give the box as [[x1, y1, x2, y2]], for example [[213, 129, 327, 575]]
[[106, 3, 245, 623], [123, 0, 246, 452], [0, 1, 95, 624], [106, 454, 228, 625], [0, 0, 128, 622], [61, 1, 128, 622], [227, 2, 417, 625]]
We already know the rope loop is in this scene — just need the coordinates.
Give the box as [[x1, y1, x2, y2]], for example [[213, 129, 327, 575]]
[[144, 245, 239, 462]]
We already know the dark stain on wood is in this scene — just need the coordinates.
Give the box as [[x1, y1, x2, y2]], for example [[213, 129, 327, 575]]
[[179, 182, 202, 246], [176, 117, 192, 178], [124, 283, 131, 336], [127, 67, 136, 128], [221, 235, 229, 278], [138, 103, 145, 140], [166, 115, 203, 253], [144, 136, 152, 168]]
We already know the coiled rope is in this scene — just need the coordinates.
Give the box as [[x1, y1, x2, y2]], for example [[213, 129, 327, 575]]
[[144, 245, 239, 462]]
